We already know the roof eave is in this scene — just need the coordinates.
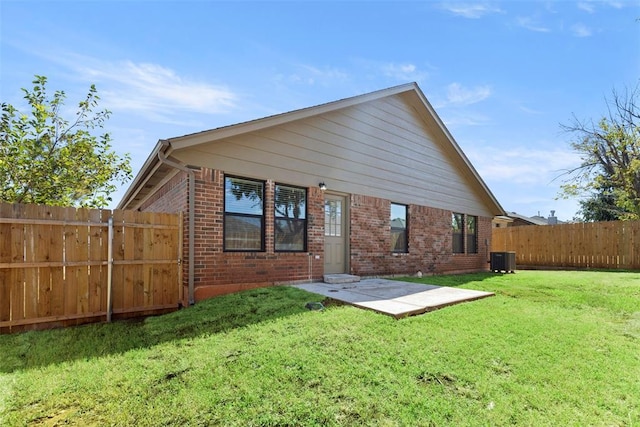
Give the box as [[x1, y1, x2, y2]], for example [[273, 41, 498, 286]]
[[116, 139, 169, 210]]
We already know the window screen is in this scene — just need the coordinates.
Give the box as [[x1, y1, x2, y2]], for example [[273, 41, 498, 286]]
[[224, 176, 264, 251], [452, 212, 464, 254], [274, 184, 307, 251], [467, 215, 478, 254]]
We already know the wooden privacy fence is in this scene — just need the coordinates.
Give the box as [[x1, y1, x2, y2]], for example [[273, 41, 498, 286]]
[[0, 203, 182, 333], [492, 220, 640, 270]]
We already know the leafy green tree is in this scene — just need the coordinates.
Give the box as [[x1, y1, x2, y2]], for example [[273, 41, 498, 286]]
[[559, 84, 640, 220], [0, 75, 132, 207], [576, 187, 623, 222]]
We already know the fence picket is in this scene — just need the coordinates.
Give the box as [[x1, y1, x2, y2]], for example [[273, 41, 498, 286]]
[[111, 209, 126, 316], [63, 206, 79, 317], [87, 209, 104, 314], [123, 210, 138, 311], [24, 204, 40, 321], [0, 204, 12, 331], [49, 206, 66, 319], [36, 205, 53, 318]]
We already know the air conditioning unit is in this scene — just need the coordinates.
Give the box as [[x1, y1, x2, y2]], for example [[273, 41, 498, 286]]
[[490, 252, 516, 273]]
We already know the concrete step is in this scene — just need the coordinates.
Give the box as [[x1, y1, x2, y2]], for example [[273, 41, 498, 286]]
[[323, 274, 361, 284]]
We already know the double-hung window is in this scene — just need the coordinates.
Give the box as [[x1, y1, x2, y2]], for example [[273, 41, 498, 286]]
[[274, 184, 307, 252], [466, 215, 478, 254], [452, 212, 464, 254], [391, 203, 408, 253], [224, 176, 264, 251]]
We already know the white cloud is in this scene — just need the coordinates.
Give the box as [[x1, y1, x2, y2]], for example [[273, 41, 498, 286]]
[[381, 62, 429, 82], [445, 83, 492, 106], [76, 60, 237, 120], [571, 23, 592, 37], [441, 112, 491, 127], [518, 105, 544, 115], [14, 47, 239, 123], [516, 16, 552, 33], [438, 3, 504, 18], [466, 146, 581, 185], [289, 64, 349, 86], [577, 2, 596, 13]]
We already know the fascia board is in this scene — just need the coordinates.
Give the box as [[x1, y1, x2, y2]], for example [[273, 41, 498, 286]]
[[116, 140, 172, 209]]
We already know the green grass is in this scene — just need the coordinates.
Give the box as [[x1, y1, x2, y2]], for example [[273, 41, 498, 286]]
[[1, 270, 639, 426]]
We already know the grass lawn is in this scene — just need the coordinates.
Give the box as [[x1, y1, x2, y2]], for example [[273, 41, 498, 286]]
[[1, 270, 639, 426]]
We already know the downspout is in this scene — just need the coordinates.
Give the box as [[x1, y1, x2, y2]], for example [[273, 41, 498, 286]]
[[157, 140, 195, 306]]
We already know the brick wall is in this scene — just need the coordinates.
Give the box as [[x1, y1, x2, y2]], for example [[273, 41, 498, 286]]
[[349, 195, 491, 277], [140, 171, 190, 302], [189, 168, 325, 301], [141, 167, 492, 302], [139, 171, 188, 215]]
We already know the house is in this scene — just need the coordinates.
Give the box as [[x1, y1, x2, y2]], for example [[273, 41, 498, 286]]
[[118, 82, 506, 305], [495, 211, 563, 227]]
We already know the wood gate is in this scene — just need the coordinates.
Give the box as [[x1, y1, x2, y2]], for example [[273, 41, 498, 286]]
[[0, 203, 182, 333]]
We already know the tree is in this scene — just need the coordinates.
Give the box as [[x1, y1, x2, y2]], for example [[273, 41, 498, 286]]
[[575, 187, 622, 222], [559, 84, 640, 221], [0, 75, 132, 207]]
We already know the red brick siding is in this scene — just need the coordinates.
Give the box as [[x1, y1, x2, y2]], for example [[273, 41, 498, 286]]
[[349, 195, 491, 277], [189, 169, 324, 300], [140, 167, 492, 302], [139, 171, 190, 301], [349, 195, 392, 275]]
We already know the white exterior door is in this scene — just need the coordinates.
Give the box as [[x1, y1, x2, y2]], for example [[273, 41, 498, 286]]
[[324, 194, 347, 274]]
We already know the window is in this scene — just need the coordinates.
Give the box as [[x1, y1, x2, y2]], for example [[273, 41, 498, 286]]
[[467, 215, 478, 254], [391, 203, 408, 253], [452, 212, 464, 254], [274, 184, 307, 252], [325, 199, 342, 237], [453, 213, 479, 254], [224, 176, 264, 251]]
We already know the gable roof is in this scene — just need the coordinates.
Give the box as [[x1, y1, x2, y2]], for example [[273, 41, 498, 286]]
[[118, 82, 504, 216], [507, 212, 549, 226], [506, 212, 565, 226]]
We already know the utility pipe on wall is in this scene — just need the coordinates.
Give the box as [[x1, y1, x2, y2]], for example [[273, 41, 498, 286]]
[[157, 141, 195, 305]]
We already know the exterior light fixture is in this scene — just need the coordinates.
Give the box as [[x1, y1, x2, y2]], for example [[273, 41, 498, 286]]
[[319, 182, 327, 191]]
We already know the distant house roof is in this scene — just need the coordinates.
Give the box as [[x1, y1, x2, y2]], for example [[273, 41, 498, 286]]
[[391, 218, 406, 228], [505, 212, 564, 226], [508, 212, 549, 226]]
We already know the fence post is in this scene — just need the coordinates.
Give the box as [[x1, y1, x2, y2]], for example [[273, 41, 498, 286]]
[[107, 215, 114, 322]]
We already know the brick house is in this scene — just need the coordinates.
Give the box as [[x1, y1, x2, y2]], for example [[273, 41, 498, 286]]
[[118, 83, 505, 305]]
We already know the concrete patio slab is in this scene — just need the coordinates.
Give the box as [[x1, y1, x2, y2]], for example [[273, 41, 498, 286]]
[[293, 278, 494, 319]]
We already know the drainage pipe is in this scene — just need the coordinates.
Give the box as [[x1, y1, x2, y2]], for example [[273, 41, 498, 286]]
[[157, 141, 195, 305]]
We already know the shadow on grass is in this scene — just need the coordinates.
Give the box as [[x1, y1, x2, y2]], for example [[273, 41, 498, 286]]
[[0, 286, 324, 374]]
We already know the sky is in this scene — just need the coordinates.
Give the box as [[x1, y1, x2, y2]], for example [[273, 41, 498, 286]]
[[1, 1, 639, 221]]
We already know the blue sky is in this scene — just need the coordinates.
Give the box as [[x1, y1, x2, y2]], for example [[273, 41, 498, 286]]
[[2, 1, 639, 220]]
